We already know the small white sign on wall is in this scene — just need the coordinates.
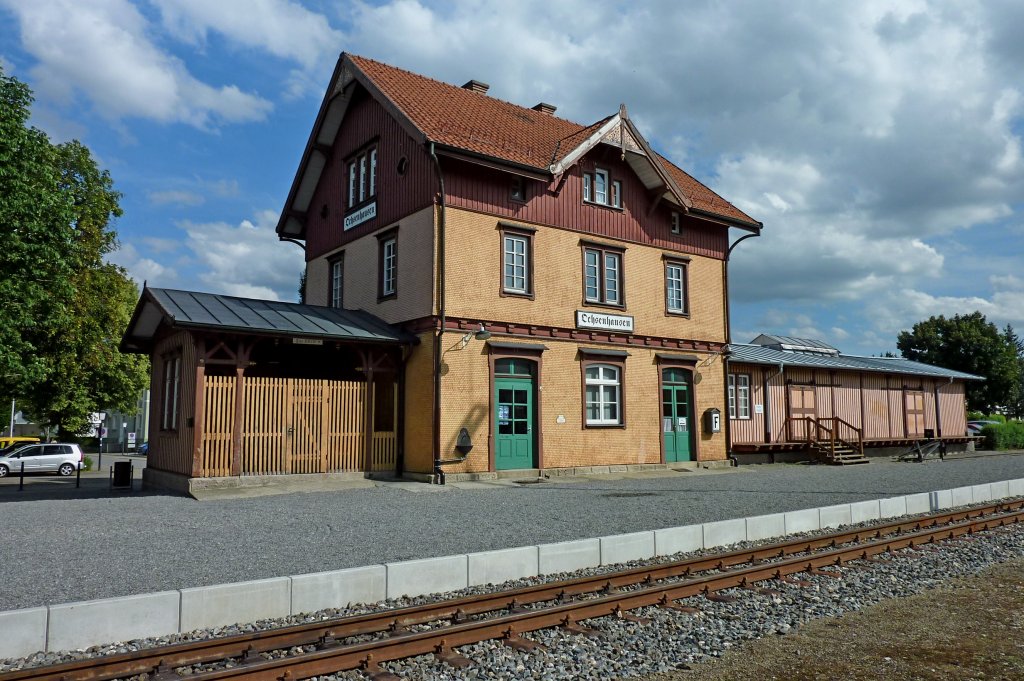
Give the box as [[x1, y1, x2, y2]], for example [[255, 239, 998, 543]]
[[754, 404, 764, 414], [575, 310, 635, 333]]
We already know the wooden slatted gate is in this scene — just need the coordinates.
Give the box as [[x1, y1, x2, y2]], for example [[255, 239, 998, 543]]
[[199, 377, 395, 476]]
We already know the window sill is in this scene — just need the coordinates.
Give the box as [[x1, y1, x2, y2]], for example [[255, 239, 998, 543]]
[[500, 289, 535, 300], [584, 423, 626, 429], [345, 197, 377, 215], [582, 200, 624, 212], [377, 293, 397, 303], [665, 310, 691, 318], [582, 300, 627, 311]]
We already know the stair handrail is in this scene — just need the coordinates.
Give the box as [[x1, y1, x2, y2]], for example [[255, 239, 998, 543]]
[[820, 416, 865, 457], [782, 416, 821, 446]]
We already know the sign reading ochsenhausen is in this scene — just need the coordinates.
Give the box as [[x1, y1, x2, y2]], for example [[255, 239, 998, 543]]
[[343, 202, 376, 230], [576, 310, 635, 333]]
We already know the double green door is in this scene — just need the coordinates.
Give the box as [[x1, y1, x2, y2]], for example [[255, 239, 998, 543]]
[[495, 377, 534, 470], [662, 370, 693, 462]]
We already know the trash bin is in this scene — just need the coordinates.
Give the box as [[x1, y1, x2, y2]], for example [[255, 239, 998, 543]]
[[111, 460, 133, 490]]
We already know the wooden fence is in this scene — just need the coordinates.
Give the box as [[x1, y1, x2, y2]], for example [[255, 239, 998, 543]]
[[199, 376, 396, 477]]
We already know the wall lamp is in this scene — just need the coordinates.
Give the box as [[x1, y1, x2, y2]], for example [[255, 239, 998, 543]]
[[462, 323, 491, 345]]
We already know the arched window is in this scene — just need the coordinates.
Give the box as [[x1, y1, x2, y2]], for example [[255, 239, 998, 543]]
[[584, 363, 621, 425], [495, 358, 533, 376], [662, 367, 690, 384]]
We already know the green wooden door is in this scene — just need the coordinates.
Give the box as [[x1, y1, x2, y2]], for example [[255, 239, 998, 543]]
[[662, 369, 693, 462], [495, 377, 534, 470]]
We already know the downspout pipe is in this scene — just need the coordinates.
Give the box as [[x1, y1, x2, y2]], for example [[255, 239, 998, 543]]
[[722, 228, 762, 466], [429, 142, 448, 484]]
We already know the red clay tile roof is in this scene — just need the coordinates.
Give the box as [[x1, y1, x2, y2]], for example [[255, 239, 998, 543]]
[[348, 54, 759, 227]]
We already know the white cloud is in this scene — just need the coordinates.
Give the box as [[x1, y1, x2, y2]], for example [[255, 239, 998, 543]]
[[1, 0, 272, 128], [180, 210, 304, 301], [154, 0, 342, 97], [107, 242, 176, 288], [155, 0, 340, 69]]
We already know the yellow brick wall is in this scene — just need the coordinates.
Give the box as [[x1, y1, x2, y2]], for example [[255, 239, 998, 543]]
[[305, 205, 435, 323], [444, 207, 726, 343], [437, 338, 727, 474], [403, 332, 435, 474]]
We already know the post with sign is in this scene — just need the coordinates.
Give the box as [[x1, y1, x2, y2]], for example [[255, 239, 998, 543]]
[[128, 432, 136, 450]]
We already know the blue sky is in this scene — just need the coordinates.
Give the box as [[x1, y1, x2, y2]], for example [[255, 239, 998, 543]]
[[2, 0, 1022, 356]]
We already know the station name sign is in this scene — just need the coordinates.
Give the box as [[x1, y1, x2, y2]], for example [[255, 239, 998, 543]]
[[343, 202, 376, 231], [292, 337, 324, 346], [575, 310, 634, 333]]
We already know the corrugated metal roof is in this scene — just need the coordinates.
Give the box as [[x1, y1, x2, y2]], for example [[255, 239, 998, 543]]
[[728, 343, 983, 380], [122, 288, 416, 351]]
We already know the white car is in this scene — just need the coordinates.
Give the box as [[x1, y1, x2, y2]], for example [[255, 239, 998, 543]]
[[0, 443, 85, 477]]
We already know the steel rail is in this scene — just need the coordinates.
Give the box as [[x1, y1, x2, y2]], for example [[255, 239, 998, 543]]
[[7, 500, 1022, 681], [172, 506, 1024, 681]]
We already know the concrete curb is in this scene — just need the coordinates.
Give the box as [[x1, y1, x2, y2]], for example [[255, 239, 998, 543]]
[[3, 477, 1023, 659]]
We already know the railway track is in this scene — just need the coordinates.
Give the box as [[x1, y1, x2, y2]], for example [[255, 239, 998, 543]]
[[9, 499, 1024, 681]]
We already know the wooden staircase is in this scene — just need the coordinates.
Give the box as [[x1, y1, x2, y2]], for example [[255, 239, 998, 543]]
[[784, 416, 869, 465], [810, 440, 869, 465]]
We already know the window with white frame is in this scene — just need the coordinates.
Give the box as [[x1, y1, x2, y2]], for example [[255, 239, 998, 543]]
[[161, 355, 181, 430], [584, 246, 623, 306], [665, 260, 688, 314], [347, 145, 377, 208], [583, 168, 621, 208], [728, 374, 751, 419], [503, 233, 530, 294], [584, 363, 622, 425], [380, 236, 397, 297], [329, 255, 344, 308]]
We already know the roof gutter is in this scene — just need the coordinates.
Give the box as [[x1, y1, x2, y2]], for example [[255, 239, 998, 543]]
[[690, 208, 763, 233]]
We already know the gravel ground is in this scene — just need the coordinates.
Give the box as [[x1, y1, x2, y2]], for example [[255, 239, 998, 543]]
[[4, 502, 1023, 678], [1, 452, 1023, 610]]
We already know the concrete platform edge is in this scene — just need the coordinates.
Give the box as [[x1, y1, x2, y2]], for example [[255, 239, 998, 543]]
[[6, 479, 1024, 657]]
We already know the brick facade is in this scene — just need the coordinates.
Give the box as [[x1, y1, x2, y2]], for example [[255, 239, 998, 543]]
[[284, 54, 757, 478]]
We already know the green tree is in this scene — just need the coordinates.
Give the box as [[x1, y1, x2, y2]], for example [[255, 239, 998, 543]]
[[896, 312, 1020, 413], [0, 69, 148, 433], [1004, 324, 1024, 419]]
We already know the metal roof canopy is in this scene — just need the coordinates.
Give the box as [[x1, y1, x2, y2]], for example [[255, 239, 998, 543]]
[[120, 287, 418, 354], [728, 343, 983, 381]]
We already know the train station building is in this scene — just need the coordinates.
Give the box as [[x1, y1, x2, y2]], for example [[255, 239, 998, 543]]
[[121, 54, 978, 493]]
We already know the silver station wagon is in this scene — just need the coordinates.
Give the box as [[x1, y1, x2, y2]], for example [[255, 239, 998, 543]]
[[0, 443, 85, 477]]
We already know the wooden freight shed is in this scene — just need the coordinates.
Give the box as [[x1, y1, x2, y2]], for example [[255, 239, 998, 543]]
[[727, 335, 981, 464], [120, 287, 417, 495]]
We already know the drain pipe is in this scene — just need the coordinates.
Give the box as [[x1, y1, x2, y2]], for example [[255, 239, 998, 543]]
[[722, 228, 762, 465], [429, 142, 449, 484]]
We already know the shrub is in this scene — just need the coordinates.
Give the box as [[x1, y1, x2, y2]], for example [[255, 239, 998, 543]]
[[83, 455, 94, 471], [983, 421, 1024, 450], [967, 411, 986, 421], [988, 413, 1007, 423]]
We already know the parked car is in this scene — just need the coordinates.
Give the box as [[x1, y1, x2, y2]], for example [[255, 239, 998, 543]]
[[0, 443, 84, 477], [967, 420, 1000, 436], [0, 436, 40, 452], [138, 442, 149, 456]]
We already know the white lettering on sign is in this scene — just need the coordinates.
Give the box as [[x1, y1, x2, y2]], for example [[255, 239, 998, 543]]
[[343, 202, 377, 230], [292, 338, 324, 346], [575, 310, 635, 333]]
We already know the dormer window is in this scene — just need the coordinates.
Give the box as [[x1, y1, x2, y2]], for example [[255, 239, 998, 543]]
[[583, 168, 621, 208]]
